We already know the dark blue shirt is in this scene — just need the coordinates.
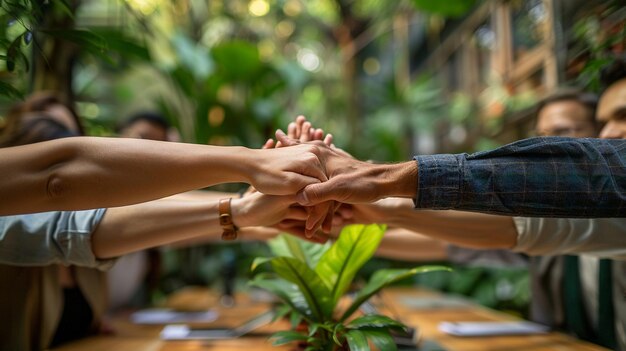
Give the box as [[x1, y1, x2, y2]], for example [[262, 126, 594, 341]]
[[414, 137, 626, 217]]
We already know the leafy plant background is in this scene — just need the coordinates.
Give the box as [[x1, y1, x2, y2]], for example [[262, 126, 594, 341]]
[[251, 225, 450, 350]]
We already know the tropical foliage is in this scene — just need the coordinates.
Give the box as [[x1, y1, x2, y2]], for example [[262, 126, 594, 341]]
[[251, 225, 450, 351]]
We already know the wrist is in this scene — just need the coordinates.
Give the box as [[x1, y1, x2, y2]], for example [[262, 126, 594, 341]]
[[230, 197, 251, 228], [229, 147, 257, 184], [380, 161, 417, 199]]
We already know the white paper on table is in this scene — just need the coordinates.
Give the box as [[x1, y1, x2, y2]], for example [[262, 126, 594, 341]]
[[130, 309, 218, 325], [438, 321, 550, 336]]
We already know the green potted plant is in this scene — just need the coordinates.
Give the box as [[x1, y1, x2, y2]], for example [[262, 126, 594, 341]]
[[251, 224, 449, 351]]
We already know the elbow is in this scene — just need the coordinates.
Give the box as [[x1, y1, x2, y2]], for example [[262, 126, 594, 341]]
[[45, 171, 73, 206]]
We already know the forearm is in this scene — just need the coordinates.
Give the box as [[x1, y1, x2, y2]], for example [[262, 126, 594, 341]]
[[1, 137, 253, 215], [372, 199, 518, 249], [375, 228, 448, 262], [92, 199, 224, 258]]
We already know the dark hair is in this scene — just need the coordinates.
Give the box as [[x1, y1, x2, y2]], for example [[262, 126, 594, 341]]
[[600, 56, 626, 90], [0, 113, 80, 147], [3, 91, 84, 136], [535, 88, 598, 124], [0, 92, 84, 147], [118, 111, 170, 133]]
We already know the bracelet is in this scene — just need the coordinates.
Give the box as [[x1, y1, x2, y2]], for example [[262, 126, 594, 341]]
[[219, 198, 239, 241]]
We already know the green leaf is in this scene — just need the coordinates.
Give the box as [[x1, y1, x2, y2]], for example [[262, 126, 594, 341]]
[[0, 81, 24, 99], [341, 266, 451, 321], [6, 33, 28, 72], [360, 328, 396, 351], [315, 224, 387, 307], [270, 331, 308, 346], [268, 234, 330, 267], [410, 0, 476, 17], [345, 329, 370, 351], [289, 310, 303, 329], [249, 274, 314, 321], [250, 256, 273, 272], [89, 28, 150, 61], [51, 0, 74, 19], [347, 315, 405, 330], [269, 257, 334, 321]]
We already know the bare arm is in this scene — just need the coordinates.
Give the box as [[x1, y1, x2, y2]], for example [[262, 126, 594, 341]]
[[0, 137, 326, 215], [91, 191, 306, 259], [375, 228, 448, 262], [341, 198, 518, 250]]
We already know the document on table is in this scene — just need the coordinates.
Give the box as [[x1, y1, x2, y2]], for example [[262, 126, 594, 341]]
[[438, 321, 549, 336], [130, 308, 218, 324]]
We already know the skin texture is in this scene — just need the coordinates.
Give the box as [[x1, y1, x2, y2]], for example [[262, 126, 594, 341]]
[[598, 78, 626, 139], [0, 137, 327, 216]]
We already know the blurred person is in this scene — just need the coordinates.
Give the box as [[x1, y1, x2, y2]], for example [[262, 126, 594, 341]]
[[117, 110, 172, 141]]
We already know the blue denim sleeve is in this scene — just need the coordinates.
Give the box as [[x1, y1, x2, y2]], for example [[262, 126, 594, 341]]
[[414, 137, 626, 217], [0, 209, 116, 270]]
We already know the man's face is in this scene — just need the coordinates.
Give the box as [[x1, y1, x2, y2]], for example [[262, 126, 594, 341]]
[[597, 78, 626, 139], [121, 119, 168, 141], [536, 100, 597, 138]]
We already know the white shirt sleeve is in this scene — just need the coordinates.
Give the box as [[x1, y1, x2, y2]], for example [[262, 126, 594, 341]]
[[512, 217, 626, 260], [0, 209, 116, 270]]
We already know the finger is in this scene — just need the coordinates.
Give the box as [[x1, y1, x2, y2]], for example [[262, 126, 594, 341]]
[[300, 122, 312, 142], [324, 134, 333, 146], [276, 129, 300, 146], [287, 122, 298, 139], [295, 115, 306, 138], [321, 201, 336, 233], [313, 128, 324, 141], [263, 138, 275, 149], [297, 182, 336, 206], [285, 206, 308, 221], [304, 203, 329, 237]]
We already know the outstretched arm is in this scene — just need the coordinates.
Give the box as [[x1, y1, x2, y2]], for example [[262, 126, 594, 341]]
[[336, 198, 518, 250], [0, 136, 326, 215], [285, 135, 626, 218]]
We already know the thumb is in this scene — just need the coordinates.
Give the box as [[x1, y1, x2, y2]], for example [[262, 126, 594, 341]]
[[297, 182, 335, 206]]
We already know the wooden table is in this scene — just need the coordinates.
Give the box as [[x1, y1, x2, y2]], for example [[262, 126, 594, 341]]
[[52, 286, 607, 351]]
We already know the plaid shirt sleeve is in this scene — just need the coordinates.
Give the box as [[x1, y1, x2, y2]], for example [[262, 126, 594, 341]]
[[413, 137, 626, 217]]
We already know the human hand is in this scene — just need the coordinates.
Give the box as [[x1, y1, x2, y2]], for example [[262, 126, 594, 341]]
[[248, 143, 327, 195], [231, 193, 305, 228], [265, 115, 337, 238], [275, 130, 417, 205]]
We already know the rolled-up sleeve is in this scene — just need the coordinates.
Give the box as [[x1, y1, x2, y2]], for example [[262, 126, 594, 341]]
[[512, 217, 626, 260], [0, 209, 116, 270], [414, 137, 626, 217]]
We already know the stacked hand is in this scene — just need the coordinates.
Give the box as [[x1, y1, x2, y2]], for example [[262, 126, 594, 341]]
[[245, 115, 417, 241]]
